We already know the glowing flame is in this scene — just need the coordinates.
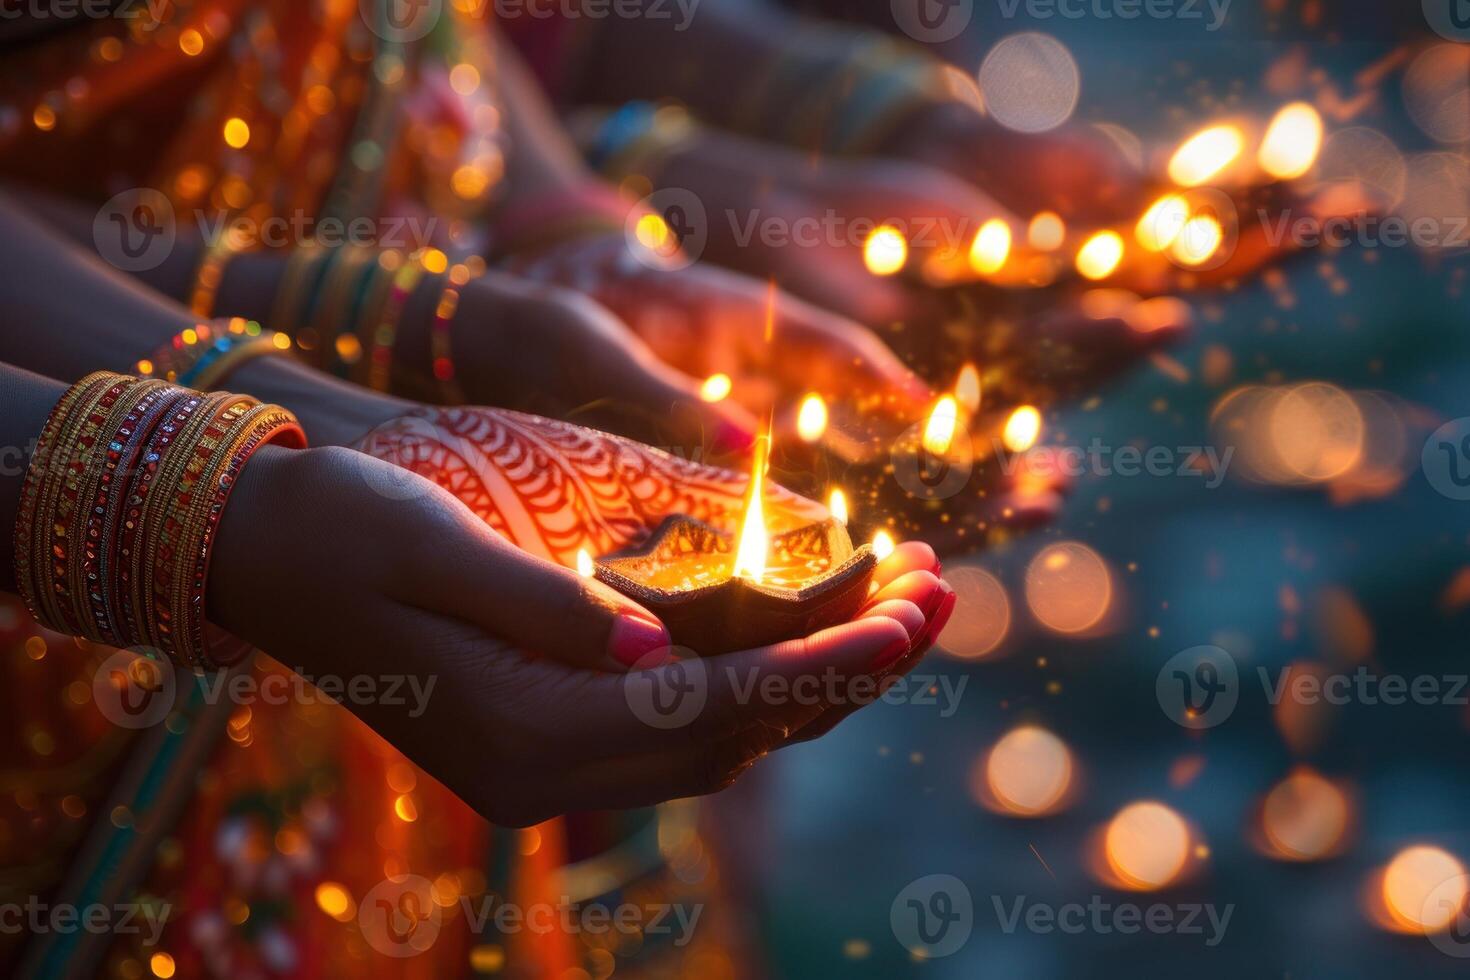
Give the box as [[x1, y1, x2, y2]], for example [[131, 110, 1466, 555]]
[[1075, 231, 1124, 280], [1381, 846, 1468, 933], [828, 488, 849, 525], [1003, 405, 1042, 452], [968, 219, 1012, 275], [576, 548, 594, 578], [796, 393, 828, 443], [700, 372, 732, 402], [732, 433, 770, 582], [1135, 194, 1190, 252], [1259, 102, 1323, 180], [955, 363, 981, 413], [863, 225, 908, 276], [871, 530, 895, 561], [922, 396, 960, 455], [1169, 214, 1224, 266], [1168, 124, 1244, 186], [1028, 211, 1066, 251], [1105, 801, 1191, 890]]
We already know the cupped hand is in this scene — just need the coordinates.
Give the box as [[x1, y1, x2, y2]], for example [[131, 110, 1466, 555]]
[[502, 233, 934, 449], [206, 442, 939, 826]]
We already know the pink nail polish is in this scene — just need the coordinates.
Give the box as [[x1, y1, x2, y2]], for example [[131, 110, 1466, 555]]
[[608, 614, 670, 667], [914, 589, 958, 653]]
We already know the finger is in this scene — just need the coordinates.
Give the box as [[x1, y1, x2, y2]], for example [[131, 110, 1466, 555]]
[[786, 581, 957, 746], [869, 541, 940, 593], [570, 314, 759, 456], [397, 511, 675, 672], [571, 614, 912, 757], [863, 570, 944, 622]]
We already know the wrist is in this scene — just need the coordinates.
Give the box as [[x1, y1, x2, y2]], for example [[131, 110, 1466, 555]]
[[229, 355, 409, 447]]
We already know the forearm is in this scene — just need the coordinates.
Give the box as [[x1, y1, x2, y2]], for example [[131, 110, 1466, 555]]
[[0, 192, 405, 445]]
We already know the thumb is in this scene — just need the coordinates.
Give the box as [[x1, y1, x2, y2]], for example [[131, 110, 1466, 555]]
[[406, 517, 674, 672]]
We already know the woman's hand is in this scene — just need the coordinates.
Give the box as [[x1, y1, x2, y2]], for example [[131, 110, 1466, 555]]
[[206, 442, 938, 826], [500, 235, 935, 446]]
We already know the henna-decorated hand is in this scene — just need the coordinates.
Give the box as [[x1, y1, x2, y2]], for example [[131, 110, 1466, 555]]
[[207, 441, 950, 826]]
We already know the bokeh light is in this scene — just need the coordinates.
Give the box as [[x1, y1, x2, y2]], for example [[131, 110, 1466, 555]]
[[1025, 542, 1112, 634], [1168, 124, 1244, 186], [700, 372, 732, 402], [977, 725, 1074, 816], [863, 225, 907, 276], [969, 218, 1012, 275], [1378, 846, 1468, 934], [1076, 231, 1124, 280], [977, 32, 1080, 134], [1003, 405, 1042, 453], [1258, 102, 1324, 179], [1258, 768, 1350, 862], [796, 393, 828, 443], [1104, 802, 1192, 890], [936, 565, 1010, 659]]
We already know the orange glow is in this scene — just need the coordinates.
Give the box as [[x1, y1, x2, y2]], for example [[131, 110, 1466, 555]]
[[1075, 231, 1124, 280], [1168, 214, 1224, 266], [223, 117, 251, 149], [732, 432, 770, 582], [1381, 846, 1468, 933], [1025, 542, 1112, 635], [871, 530, 895, 561], [1028, 211, 1066, 251], [980, 725, 1073, 816], [936, 565, 1011, 659], [863, 225, 908, 276], [969, 219, 1012, 275], [149, 953, 177, 979], [1269, 382, 1365, 482], [634, 212, 672, 253], [1003, 406, 1042, 453], [796, 393, 828, 443], [1105, 802, 1191, 890], [576, 548, 594, 578], [700, 372, 732, 402], [828, 488, 849, 525], [1259, 102, 1323, 180], [315, 882, 355, 921], [922, 396, 960, 455], [1135, 194, 1190, 252], [955, 363, 982, 413], [1260, 768, 1349, 861], [1168, 124, 1244, 186]]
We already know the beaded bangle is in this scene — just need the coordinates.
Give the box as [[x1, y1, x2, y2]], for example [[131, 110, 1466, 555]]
[[12, 373, 305, 671], [366, 251, 428, 393], [269, 244, 325, 337], [427, 259, 484, 403], [139, 320, 293, 392]]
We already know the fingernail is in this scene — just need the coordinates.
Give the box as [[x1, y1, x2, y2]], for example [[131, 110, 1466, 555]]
[[914, 588, 958, 653], [872, 629, 911, 672], [608, 613, 670, 667], [920, 580, 949, 620]]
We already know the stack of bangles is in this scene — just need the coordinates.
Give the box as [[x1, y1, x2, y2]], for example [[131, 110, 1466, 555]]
[[12, 372, 306, 671], [268, 244, 484, 400], [139, 317, 294, 390]]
